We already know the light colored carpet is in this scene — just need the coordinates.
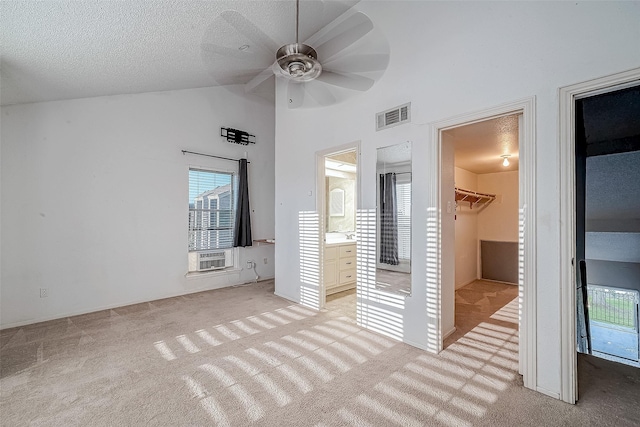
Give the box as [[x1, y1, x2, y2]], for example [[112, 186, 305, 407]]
[[1, 279, 639, 426], [375, 269, 411, 296]]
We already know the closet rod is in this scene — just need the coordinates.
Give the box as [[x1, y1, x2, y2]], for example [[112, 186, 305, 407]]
[[181, 150, 250, 163]]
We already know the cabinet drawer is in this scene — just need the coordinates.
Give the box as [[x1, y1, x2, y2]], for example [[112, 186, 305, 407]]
[[324, 246, 338, 261], [339, 269, 356, 284], [339, 245, 356, 258], [339, 256, 356, 270]]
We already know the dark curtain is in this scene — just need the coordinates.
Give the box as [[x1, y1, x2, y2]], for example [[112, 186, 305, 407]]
[[379, 172, 399, 265], [233, 159, 252, 247]]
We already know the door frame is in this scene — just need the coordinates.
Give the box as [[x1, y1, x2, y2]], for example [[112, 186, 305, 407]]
[[315, 141, 361, 309], [558, 67, 640, 404], [430, 96, 537, 391]]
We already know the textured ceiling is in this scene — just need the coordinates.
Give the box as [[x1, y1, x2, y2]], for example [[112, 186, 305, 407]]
[[0, 0, 358, 106], [377, 141, 411, 166], [444, 114, 520, 175]]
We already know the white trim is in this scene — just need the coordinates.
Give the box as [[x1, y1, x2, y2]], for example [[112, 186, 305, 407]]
[[0, 277, 275, 330], [536, 386, 561, 400], [558, 67, 640, 404], [430, 97, 537, 391], [185, 267, 241, 278], [316, 141, 361, 310], [443, 326, 457, 340]]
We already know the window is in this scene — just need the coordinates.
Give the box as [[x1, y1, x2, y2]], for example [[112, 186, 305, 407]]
[[396, 181, 411, 260], [188, 168, 235, 251]]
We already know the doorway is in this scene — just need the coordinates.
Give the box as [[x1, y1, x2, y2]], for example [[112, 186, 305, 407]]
[[575, 85, 640, 368], [431, 97, 536, 389], [319, 146, 359, 319], [559, 66, 640, 403], [441, 115, 521, 351]]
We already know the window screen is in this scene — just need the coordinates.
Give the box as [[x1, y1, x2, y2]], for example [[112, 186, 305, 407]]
[[188, 168, 235, 251]]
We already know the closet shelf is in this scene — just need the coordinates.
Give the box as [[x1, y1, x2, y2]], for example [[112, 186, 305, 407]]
[[455, 187, 496, 210]]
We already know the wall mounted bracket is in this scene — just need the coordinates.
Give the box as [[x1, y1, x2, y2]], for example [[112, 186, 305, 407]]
[[221, 127, 256, 145]]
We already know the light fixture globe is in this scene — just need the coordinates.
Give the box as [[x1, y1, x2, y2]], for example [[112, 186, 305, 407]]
[[275, 43, 322, 82]]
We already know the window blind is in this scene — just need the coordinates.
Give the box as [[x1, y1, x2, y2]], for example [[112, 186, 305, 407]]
[[396, 182, 411, 260], [188, 168, 235, 251]]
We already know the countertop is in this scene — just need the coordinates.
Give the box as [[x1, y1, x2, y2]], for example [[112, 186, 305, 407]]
[[325, 239, 357, 246]]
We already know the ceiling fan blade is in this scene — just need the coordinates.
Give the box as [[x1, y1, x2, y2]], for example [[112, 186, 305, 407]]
[[303, 80, 336, 107], [311, 12, 373, 61], [287, 81, 305, 109], [245, 66, 275, 94], [323, 53, 389, 73], [201, 43, 252, 59], [220, 10, 280, 55], [316, 71, 374, 92]]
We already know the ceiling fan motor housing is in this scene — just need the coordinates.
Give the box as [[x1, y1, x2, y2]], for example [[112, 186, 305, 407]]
[[276, 43, 322, 82]]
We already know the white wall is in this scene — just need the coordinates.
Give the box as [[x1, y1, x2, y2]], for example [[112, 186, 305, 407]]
[[1, 85, 275, 328], [454, 167, 479, 288], [477, 171, 519, 243], [453, 169, 519, 287], [274, 1, 640, 398]]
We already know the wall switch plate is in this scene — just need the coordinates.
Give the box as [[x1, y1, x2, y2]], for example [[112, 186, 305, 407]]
[[263, 257, 268, 264], [246, 260, 253, 269], [40, 288, 48, 298]]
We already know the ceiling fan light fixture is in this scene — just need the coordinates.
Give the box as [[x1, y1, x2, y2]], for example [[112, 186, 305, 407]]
[[276, 43, 322, 82]]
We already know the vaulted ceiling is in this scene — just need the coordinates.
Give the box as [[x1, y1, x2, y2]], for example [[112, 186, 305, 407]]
[[0, 0, 358, 106]]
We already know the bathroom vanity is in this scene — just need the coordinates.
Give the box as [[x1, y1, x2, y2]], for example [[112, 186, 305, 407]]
[[324, 241, 356, 295]]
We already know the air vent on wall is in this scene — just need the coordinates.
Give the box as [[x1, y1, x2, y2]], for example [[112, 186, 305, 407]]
[[376, 102, 411, 131]]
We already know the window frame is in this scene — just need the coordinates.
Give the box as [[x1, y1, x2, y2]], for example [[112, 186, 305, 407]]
[[188, 167, 236, 253]]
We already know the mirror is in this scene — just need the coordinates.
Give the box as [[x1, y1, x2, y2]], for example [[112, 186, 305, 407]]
[[329, 188, 345, 217], [376, 141, 411, 295], [325, 152, 357, 238]]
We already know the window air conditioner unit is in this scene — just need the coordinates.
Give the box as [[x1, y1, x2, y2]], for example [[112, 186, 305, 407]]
[[189, 249, 234, 272]]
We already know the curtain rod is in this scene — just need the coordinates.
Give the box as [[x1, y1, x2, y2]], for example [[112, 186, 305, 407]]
[[181, 150, 250, 163]]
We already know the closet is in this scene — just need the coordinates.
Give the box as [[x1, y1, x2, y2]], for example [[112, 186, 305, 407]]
[[454, 169, 519, 288]]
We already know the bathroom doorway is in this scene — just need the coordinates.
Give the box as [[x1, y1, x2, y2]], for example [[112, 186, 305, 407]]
[[319, 145, 359, 319]]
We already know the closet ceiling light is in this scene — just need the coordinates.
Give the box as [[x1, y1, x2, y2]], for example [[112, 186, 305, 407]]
[[501, 155, 510, 167]]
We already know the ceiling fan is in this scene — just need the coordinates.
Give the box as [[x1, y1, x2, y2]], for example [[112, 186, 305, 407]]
[[201, 0, 389, 109]]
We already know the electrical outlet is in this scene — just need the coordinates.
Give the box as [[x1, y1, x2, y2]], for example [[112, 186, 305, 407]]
[[263, 258, 268, 264], [40, 288, 48, 298], [246, 260, 253, 269]]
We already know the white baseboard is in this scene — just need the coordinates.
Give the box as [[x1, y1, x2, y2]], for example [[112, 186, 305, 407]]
[[536, 386, 561, 400], [455, 278, 478, 289], [0, 276, 275, 330], [273, 291, 300, 305], [443, 326, 457, 340]]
